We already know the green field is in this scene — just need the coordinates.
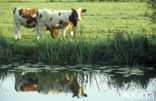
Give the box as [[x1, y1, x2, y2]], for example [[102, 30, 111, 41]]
[[0, 2, 156, 65], [0, 2, 155, 40]]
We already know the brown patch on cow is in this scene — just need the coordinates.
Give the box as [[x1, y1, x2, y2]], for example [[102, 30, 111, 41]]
[[13, 8, 16, 14], [18, 8, 38, 19], [17, 8, 38, 27], [69, 8, 78, 27], [39, 14, 42, 19], [59, 20, 63, 24], [58, 12, 61, 16], [50, 17, 53, 21], [28, 9, 38, 18], [51, 29, 59, 39]]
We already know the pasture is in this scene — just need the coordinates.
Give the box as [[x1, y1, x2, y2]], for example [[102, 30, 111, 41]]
[[0, 2, 156, 65], [0, 2, 155, 40]]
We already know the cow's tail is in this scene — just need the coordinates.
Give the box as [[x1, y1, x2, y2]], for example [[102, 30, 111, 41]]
[[13, 8, 17, 33]]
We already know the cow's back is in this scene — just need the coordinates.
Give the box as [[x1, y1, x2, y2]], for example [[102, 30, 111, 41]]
[[13, 8, 38, 28]]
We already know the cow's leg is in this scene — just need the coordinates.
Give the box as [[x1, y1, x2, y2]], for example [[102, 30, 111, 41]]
[[51, 29, 59, 39], [69, 27, 74, 41], [14, 22, 21, 40], [61, 28, 67, 41], [70, 30, 74, 37], [36, 26, 40, 40], [39, 26, 44, 40], [69, 30, 74, 41], [36, 23, 44, 40]]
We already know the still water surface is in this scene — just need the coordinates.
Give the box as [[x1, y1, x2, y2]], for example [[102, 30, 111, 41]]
[[0, 65, 156, 101]]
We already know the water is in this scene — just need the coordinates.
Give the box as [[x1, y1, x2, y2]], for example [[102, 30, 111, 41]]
[[0, 64, 156, 101]]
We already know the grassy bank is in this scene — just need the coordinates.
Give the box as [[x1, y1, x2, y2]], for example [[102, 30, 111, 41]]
[[0, 30, 156, 66]]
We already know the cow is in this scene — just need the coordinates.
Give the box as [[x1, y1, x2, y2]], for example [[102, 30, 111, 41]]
[[13, 8, 58, 40], [36, 8, 87, 40]]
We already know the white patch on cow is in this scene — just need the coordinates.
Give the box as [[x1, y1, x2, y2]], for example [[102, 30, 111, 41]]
[[76, 8, 82, 21]]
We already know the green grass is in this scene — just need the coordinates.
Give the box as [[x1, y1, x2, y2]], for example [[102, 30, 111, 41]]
[[1, 30, 156, 65], [0, 2, 156, 66], [0, 2, 155, 40], [0, 0, 149, 2]]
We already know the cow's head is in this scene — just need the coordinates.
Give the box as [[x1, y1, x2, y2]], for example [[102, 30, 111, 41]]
[[75, 8, 87, 21], [69, 8, 87, 27]]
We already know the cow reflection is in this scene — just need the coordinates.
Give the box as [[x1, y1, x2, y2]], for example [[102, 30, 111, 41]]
[[15, 72, 87, 98]]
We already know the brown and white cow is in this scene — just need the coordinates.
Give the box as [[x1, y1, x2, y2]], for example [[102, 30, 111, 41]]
[[13, 8, 58, 40], [13, 8, 38, 39], [36, 8, 87, 40]]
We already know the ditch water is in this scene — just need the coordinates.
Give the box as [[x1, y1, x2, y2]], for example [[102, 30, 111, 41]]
[[0, 63, 156, 101]]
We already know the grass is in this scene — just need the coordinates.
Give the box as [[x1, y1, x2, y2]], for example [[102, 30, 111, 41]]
[[0, 2, 155, 40], [0, 0, 149, 2], [0, 30, 156, 66], [0, 2, 156, 66]]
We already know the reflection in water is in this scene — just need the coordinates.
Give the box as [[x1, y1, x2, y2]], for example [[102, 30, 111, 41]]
[[101, 68, 156, 100], [0, 67, 156, 101], [0, 68, 9, 83], [15, 71, 87, 98], [105, 68, 156, 89]]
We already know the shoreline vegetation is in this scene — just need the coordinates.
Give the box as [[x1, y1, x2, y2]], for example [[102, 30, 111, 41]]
[[0, 30, 156, 66]]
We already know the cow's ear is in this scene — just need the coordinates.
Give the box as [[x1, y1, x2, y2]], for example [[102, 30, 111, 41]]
[[81, 9, 86, 13], [71, 8, 75, 11]]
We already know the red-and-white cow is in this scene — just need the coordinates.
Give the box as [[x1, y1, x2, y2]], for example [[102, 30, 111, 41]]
[[36, 8, 87, 40], [13, 8, 58, 40]]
